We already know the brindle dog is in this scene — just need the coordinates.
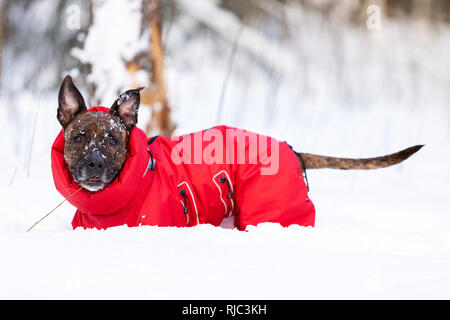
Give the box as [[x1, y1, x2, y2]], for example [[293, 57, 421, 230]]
[[57, 75, 422, 192], [57, 76, 142, 191]]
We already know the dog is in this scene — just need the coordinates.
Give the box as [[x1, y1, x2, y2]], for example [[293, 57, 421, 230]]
[[52, 76, 422, 230]]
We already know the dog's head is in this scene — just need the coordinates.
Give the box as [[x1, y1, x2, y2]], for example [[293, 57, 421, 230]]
[[57, 75, 143, 192]]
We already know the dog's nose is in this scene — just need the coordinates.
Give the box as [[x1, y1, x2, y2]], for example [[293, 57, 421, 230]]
[[85, 154, 106, 176]]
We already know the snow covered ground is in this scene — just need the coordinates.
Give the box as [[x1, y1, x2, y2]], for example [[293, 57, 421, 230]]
[[1, 1, 449, 299]]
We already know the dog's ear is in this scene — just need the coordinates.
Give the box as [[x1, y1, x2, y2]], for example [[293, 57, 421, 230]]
[[109, 87, 144, 132], [57, 75, 88, 129]]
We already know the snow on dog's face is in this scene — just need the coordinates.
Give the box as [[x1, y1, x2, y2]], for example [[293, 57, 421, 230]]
[[57, 75, 142, 192]]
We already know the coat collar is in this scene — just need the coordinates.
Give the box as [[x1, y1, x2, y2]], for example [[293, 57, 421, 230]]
[[51, 107, 153, 225]]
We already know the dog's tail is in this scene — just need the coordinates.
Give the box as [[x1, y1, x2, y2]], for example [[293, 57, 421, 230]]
[[296, 145, 423, 170]]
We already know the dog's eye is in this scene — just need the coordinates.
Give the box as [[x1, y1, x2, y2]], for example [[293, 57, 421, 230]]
[[109, 138, 118, 146], [73, 136, 83, 144]]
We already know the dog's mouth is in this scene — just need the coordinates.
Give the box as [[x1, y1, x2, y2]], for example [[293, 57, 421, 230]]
[[79, 175, 107, 192], [70, 166, 118, 192]]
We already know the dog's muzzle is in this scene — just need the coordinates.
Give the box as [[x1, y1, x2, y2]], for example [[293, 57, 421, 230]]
[[85, 154, 106, 177]]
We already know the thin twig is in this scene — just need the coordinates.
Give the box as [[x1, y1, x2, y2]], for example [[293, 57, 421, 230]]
[[26, 187, 83, 232], [26, 91, 42, 178], [8, 163, 20, 186]]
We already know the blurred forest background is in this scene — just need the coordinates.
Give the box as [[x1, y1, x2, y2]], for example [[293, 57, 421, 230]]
[[0, 0, 449, 192]]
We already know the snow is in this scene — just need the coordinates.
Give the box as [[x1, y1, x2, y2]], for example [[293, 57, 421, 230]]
[[1, 184, 449, 299], [1, 1, 450, 299]]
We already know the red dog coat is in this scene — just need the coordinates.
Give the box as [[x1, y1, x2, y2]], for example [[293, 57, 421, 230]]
[[51, 107, 315, 230]]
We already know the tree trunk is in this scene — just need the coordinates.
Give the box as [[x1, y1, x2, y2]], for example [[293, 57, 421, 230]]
[[142, 0, 174, 137]]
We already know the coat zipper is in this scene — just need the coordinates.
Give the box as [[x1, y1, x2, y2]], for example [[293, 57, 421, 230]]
[[177, 181, 199, 225], [219, 176, 233, 200], [213, 170, 234, 218], [180, 189, 188, 214]]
